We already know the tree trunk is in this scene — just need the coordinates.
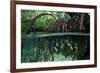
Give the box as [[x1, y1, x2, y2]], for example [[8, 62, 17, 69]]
[[80, 14, 85, 32]]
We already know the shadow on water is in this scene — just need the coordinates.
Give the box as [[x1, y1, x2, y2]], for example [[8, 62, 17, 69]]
[[21, 34, 90, 63]]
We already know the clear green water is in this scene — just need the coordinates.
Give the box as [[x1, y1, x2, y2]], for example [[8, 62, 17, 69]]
[[21, 34, 90, 63]]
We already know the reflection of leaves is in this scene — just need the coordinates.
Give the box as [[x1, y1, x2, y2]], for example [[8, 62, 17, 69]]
[[21, 35, 89, 62], [53, 53, 66, 61]]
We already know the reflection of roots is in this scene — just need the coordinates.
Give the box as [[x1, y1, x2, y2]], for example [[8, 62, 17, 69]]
[[32, 37, 89, 62], [72, 50, 80, 60], [34, 47, 38, 62], [33, 40, 51, 62], [44, 40, 50, 61]]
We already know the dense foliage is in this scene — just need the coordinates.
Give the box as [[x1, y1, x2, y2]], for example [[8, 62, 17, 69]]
[[21, 10, 90, 34]]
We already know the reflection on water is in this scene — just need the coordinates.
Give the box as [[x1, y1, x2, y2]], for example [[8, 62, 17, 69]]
[[21, 34, 90, 63]]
